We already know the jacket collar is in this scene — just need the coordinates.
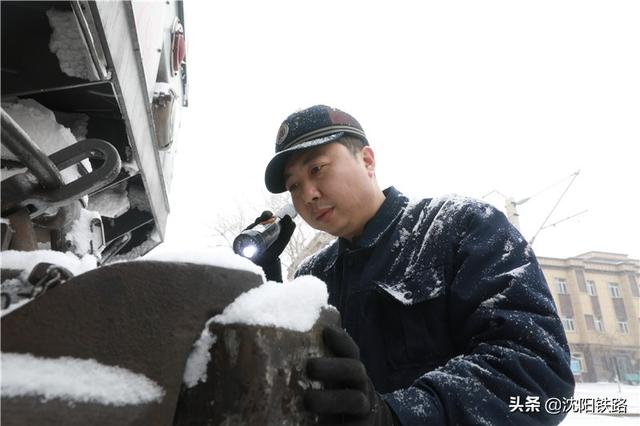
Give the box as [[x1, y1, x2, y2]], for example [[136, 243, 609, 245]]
[[337, 186, 408, 253]]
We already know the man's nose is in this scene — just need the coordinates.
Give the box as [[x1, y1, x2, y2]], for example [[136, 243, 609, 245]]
[[302, 183, 321, 204]]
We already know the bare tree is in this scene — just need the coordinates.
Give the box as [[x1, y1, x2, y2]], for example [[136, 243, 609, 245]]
[[286, 230, 334, 280], [205, 195, 334, 279]]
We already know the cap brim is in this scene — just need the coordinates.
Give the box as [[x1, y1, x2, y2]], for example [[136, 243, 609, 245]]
[[264, 132, 345, 193]]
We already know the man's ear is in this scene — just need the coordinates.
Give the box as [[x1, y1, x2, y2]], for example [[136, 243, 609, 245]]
[[361, 146, 376, 176]]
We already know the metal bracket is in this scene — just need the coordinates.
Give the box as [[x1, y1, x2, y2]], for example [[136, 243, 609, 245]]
[[2, 139, 122, 217]]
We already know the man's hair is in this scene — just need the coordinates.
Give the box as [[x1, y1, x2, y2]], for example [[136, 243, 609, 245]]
[[337, 136, 366, 156]]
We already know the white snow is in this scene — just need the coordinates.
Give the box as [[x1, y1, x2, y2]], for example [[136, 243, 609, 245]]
[[68, 113, 90, 140], [0, 166, 27, 181], [502, 240, 515, 260], [0, 297, 31, 317], [212, 275, 329, 332], [378, 282, 414, 305], [0, 249, 97, 278], [1, 99, 92, 180], [65, 208, 103, 256], [1, 353, 164, 405], [154, 82, 172, 96], [46, 9, 96, 81], [183, 319, 217, 388], [393, 228, 412, 249], [128, 184, 151, 211], [480, 293, 507, 308], [494, 262, 531, 279], [89, 188, 131, 218], [122, 160, 139, 175], [141, 246, 266, 278], [109, 236, 159, 263], [560, 382, 640, 425]]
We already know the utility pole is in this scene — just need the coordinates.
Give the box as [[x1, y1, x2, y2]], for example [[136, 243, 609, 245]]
[[482, 191, 529, 231], [482, 170, 585, 240], [505, 197, 524, 230]]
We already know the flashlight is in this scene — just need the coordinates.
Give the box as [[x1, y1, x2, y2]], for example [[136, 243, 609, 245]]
[[233, 204, 297, 259]]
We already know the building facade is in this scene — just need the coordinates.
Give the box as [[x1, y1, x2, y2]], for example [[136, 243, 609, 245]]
[[539, 251, 640, 383]]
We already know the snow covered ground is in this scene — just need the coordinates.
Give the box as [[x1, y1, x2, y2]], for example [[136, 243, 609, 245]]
[[560, 382, 640, 425]]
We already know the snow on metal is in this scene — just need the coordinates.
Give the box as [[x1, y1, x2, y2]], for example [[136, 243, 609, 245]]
[[1, 99, 92, 180], [212, 275, 329, 332], [182, 318, 218, 389], [46, 9, 95, 80], [1, 353, 165, 405], [141, 246, 266, 278], [1, 249, 98, 278]]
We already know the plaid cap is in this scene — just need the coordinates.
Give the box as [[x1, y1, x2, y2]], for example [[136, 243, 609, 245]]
[[264, 105, 368, 193]]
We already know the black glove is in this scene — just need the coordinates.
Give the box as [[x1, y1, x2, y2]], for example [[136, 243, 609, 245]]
[[244, 210, 296, 281], [305, 327, 399, 426]]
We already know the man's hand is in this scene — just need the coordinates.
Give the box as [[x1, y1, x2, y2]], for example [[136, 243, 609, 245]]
[[243, 211, 295, 281], [305, 327, 399, 425]]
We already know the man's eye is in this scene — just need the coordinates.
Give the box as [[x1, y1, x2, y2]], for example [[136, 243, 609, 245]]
[[311, 165, 324, 175]]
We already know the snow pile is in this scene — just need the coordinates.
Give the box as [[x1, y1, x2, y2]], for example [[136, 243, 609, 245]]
[[0, 249, 97, 278], [65, 208, 103, 256], [560, 382, 640, 425], [183, 319, 217, 388], [128, 185, 151, 212], [141, 246, 265, 278], [89, 187, 130, 218], [109, 234, 161, 263], [212, 275, 329, 332], [1, 99, 92, 180], [1, 353, 164, 405], [69, 113, 90, 140], [46, 9, 95, 80], [154, 82, 172, 96]]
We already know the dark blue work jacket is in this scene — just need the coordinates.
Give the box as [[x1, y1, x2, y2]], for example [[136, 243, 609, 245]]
[[296, 187, 574, 425]]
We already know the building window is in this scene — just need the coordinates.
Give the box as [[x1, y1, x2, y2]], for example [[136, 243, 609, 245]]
[[586, 280, 597, 296], [608, 283, 621, 298], [618, 321, 629, 334], [594, 317, 605, 332], [555, 278, 568, 294], [571, 353, 585, 374], [561, 317, 576, 332], [584, 314, 595, 330]]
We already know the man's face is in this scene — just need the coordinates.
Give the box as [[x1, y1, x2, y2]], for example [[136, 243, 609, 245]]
[[283, 142, 378, 239]]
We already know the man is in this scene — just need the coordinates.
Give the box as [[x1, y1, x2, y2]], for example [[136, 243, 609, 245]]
[[252, 105, 574, 425]]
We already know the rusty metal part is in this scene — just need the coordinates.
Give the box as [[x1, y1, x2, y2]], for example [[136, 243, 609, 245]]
[[7, 209, 37, 251], [1, 261, 264, 426], [33, 202, 83, 251], [33, 202, 82, 230], [1, 108, 64, 190], [1, 138, 122, 217], [174, 308, 340, 426]]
